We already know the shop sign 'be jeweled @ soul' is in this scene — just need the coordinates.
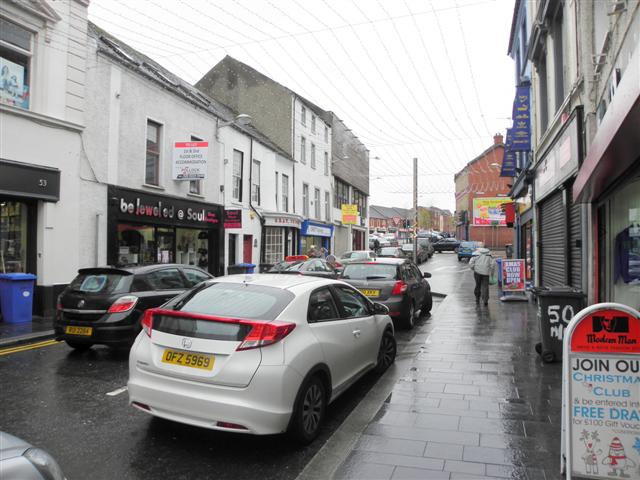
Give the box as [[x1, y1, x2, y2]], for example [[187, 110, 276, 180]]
[[119, 197, 218, 224]]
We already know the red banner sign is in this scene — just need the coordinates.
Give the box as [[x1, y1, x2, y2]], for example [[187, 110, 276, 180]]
[[570, 308, 640, 354], [223, 209, 242, 229]]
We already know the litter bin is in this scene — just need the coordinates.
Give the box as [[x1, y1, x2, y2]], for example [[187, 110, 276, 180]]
[[0, 273, 37, 324], [227, 263, 256, 275], [534, 286, 586, 363]]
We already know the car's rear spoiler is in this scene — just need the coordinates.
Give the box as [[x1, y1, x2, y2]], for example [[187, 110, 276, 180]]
[[77, 267, 133, 276]]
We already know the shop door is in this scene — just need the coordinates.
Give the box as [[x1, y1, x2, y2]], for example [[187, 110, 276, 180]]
[[243, 235, 252, 263], [538, 191, 566, 287]]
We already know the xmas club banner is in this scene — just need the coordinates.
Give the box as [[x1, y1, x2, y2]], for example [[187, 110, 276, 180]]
[[501, 259, 525, 291]]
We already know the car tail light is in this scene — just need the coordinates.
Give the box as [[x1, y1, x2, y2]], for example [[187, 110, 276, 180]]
[[108, 295, 138, 313], [391, 280, 408, 295], [237, 321, 296, 351], [132, 401, 150, 411], [216, 421, 248, 430], [141, 309, 155, 337]]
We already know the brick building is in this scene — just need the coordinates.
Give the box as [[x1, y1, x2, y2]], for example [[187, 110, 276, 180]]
[[454, 135, 512, 249]]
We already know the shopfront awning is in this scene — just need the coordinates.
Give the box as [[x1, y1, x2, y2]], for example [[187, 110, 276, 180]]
[[573, 45, 640, 203]]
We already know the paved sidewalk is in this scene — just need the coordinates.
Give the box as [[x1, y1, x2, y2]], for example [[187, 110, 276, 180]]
[[300, 253, 563, 480]]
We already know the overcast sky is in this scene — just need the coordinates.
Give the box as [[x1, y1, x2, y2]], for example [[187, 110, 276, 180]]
[[88, 0, 516, 213]]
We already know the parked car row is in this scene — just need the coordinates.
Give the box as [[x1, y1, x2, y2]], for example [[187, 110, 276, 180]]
[[52, 250, 434, 446]]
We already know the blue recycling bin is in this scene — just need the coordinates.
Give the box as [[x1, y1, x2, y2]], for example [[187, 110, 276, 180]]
[[238, 263, 256, 274], [227, 263, 256, 275], [0, 273, 37, 324]]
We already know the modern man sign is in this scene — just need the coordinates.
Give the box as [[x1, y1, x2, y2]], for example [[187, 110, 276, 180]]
[[172, 141, 208, 180], [562, 303, 640, 479]]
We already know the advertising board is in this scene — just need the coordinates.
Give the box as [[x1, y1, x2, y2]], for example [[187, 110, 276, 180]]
[[472, 197, 507, 226], [562, 303, 640, 479]]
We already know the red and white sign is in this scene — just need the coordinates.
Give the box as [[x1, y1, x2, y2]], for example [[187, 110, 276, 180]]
[[562, 303, 640, 480], [500, 259, 525, 292], [172, 141, 209, 180], [392, 216, 401, 226]]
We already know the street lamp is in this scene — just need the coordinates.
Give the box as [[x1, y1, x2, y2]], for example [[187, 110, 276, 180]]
[[217, 114, 253, 139]]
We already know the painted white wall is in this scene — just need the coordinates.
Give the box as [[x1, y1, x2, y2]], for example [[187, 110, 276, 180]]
[[0, 0, 89, 286], [291, 98, 332, 222]]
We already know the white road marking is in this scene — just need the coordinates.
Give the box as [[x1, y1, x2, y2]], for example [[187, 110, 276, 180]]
[[106, 386, 128, 397]]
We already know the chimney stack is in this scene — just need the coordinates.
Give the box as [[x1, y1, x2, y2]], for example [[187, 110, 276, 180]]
[[493, 133, 504, 145]]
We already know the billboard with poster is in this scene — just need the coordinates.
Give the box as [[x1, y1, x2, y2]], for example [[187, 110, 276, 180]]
[[472, 197, 507, 226]]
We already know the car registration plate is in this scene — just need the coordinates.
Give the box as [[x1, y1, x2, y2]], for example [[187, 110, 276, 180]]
[[360, 289, 380, 297], [162, 349, 214, 371], [65, 326, 93, 336]]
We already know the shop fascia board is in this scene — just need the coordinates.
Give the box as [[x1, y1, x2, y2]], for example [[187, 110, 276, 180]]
[[0, 104, 84, 133]]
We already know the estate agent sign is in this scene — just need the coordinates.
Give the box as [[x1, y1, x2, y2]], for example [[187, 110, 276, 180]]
[[172, 141, 209, 180], [562, 303, 640, 479]]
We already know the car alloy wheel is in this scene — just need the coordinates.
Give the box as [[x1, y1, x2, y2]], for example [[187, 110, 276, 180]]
[[289, 376, 326, 444], [403, 303, 415, 329], [375, 331, 396, 373]]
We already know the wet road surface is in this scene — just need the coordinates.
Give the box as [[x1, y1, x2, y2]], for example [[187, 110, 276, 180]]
[[0, 277, 442, 480]]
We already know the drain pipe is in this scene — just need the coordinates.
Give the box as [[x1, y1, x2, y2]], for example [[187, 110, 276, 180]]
[[248, 137, 265, 269]]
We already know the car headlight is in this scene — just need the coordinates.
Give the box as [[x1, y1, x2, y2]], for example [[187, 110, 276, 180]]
[[23, 448, 66, 480]]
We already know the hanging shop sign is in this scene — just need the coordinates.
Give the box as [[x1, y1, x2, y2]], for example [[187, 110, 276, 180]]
[[301, 220, 334, 238], [501, 259, 525, 292], [223, 209, 242, 229], [472, 197, 507, 226], [511, 85, 531, 151], [172, 141, 209, 180], [341, 204, 358, 225], [562, 303, 640, 480], [111, 186, 220, 227], [501, 128, 517, 178]]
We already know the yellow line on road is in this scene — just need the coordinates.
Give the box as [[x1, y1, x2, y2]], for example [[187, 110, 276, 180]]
[[0, 339, 61, 356]]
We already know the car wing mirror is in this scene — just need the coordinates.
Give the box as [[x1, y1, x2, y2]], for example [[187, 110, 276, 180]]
[[372, 302, 390, 315], [423, 272, 432, 278]]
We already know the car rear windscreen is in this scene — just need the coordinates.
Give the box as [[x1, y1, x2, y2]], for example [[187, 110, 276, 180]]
[[342, 264, 397, 280], [68, 273, 130, 294], [153, 315, 251, 341], [176, 282, 295, 320], [379, 247, 398, 255]]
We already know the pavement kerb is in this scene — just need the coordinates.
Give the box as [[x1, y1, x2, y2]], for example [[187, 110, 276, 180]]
[[295, 294, 452, 480], [0, 330, 55, 349]]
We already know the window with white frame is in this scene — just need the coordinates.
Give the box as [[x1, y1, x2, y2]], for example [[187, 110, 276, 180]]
[[311, 115, 316, 133], [300, 136, 306, 164], [189, 135, 202, 195], [264, 227, 284, 264], [0, 18, 32, 110], [232, 149, 243, 202], [251, 159, 261, 205], [301, 105, 306, 125], [145, 120, 161, 186], [324, 152, 329, 176], [303, 183, 309, 217], [325, 191, 330, 221], [282, 174, 289, 212], [311, 143, 316, 169], [324, 125, 329, 143], [314, 188, 321, 219]]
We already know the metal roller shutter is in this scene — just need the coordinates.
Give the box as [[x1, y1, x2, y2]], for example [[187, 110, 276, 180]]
[[539, 191, 566, 287], [568, 199, 582, 289]]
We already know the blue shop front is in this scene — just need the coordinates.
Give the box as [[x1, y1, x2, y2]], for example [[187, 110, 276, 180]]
[[300, 220, 334, 255]]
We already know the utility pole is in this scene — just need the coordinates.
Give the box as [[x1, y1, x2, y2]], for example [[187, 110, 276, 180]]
[[413, 157, 418, 264]]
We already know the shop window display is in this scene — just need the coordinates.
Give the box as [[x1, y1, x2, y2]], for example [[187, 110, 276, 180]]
[[609, 177, 640, 309], [0, 201, 27, 272], [176, 228, 208, 269], [117, 224, 155, 266]]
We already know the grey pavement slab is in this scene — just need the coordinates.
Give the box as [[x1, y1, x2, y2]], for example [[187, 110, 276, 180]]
[[297, 253, 564, 480]]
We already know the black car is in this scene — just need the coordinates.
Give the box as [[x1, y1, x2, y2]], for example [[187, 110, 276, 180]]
[[268, 257, 339, 278], [55, 264, 213, 350], [433, 238, 461, 252], [340, 258, 432, 329]]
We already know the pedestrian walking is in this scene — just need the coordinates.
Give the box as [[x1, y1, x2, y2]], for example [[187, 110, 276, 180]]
[[320, 246, 328, 258], [469, 247, 497, 305], [306, 245, 318, 258], [373, 237, 380, 253]]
